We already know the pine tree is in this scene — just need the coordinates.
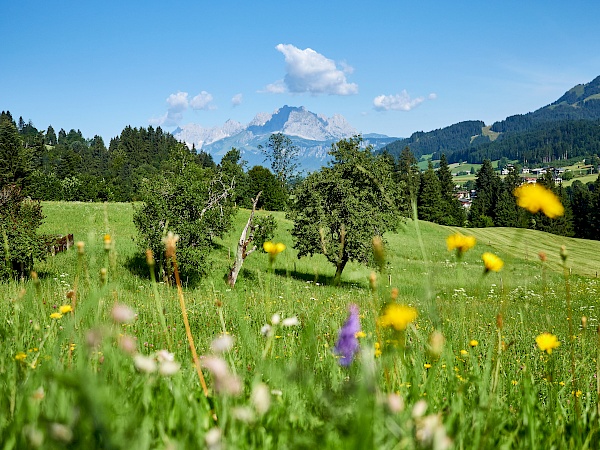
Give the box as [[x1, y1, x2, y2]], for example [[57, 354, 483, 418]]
[[469, 159, 501, 227], [396, 146, 420, 216], [437, 153, 465, 225], [417, 161, 443, 222]]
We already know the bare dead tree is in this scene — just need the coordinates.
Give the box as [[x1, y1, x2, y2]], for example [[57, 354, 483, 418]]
[[227, 192, 262, 288]]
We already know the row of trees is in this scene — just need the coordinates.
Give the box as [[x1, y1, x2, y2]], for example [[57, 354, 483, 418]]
[[468, 158, 600, 239], [5, 105, 600, 282], [0, 111, 288, 210]]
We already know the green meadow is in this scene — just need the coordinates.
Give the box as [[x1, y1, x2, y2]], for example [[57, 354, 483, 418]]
[[3, 201, 600, 448]]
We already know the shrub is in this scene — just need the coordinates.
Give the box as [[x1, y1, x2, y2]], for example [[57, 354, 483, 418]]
[[0, 184, 46, 279], [133, 160, 236, 283]]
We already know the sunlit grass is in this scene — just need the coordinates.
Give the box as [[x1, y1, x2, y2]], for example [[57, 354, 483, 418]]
[[1, 202, 600, 448]]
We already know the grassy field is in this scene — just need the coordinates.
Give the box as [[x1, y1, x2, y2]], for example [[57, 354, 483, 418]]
[[2, 202, 600, 448]]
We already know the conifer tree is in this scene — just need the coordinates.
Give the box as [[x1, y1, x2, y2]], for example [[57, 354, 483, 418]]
[[469, 159, 501, 227], [437, 153, 465, 225], [417, 161, 443, 222], [396, 146, 420, 216]]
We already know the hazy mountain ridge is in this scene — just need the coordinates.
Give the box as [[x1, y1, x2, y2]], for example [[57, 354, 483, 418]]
[[173, 105, 398, 171]]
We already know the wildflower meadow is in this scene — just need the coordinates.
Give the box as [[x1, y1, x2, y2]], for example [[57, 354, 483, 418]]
[[3, 187, 600, 449]]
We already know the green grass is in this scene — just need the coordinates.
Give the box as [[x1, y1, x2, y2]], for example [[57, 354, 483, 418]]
[[2, 202, 600, 448]]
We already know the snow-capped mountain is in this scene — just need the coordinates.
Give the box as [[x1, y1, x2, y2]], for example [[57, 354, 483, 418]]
[[172, 105, 398, 171]]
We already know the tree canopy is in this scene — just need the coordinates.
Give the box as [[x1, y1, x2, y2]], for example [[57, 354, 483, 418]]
[[289, 137, 402, 285]]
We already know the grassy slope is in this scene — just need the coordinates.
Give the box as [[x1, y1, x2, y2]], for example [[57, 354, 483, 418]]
[[6, 201, 600, 448], [36, 202, 598, 295]]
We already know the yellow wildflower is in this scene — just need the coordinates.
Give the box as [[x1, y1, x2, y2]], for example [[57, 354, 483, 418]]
[[15, 352, 27, 361], [514, 183, 564, 218], [446, 233, 476, 255], [50, 312, 63, 319], [511, 380, 518, 386], [469, 339, 479, 347], [424, 363, 432, 369], [59, 305, 72, 314], [378, 304, 418, 331], [482, 252, 503, 273], [374, 342, 382, 358], [263, 241, 286, 255], [355, 331, 366, 339], [460, 349, 468, 356], [536, 333, 560, 354]]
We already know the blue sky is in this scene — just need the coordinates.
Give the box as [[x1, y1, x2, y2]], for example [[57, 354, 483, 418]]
[[2, 1, 600, 143]]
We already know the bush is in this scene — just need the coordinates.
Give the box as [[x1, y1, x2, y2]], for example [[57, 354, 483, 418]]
[[0, 185, 46, 279], [133, 160, 236, 283]]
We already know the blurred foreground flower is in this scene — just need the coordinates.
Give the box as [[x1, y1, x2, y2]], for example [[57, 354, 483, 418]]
[[378, 304, 418, 331], [482, 252, 503, 273], [446, 233, 476, 256], [334, 304, 361, 366], [202, 356, 242, 396], [263, 241, 286, 255], [211, 334, 235, 353], [111, 303, 136, 323], [536, 333, 560, 354], [514, 183, 564, 218]]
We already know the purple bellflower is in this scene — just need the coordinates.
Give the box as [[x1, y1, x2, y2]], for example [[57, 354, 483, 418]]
[[334, 304, 361, 366]]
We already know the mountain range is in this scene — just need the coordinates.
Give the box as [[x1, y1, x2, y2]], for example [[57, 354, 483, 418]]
[[172, 105, 399, 171], [173, 75, 600, 171]]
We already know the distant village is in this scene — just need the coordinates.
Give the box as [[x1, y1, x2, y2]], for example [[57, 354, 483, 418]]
[[452, 161, 599, 209]]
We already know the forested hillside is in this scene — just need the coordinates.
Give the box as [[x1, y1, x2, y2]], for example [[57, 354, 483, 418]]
[[381, 75, 600, 166]]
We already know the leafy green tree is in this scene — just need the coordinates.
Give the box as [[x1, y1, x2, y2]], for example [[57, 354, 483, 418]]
[[247, 165, 287, 211], [0, 112, 32, 188], [417, 161, 443, 222], [134, 146, 236, 282], [289, 137, 401, 285], [0, 184, 46, 279], [218, 148, 249, 207], [258, 133, 300, 191]]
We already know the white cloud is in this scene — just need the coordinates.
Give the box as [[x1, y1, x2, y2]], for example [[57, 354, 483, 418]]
[[266, 44, 358, 95], [190, 91, 216, 110], [166, 91, 189, 112], [428, 92, 438, 100], [231, 93, 243, 106], [150, 90, 216, 127], [373, 91, 429, 111], [262, 80, 286, 94]]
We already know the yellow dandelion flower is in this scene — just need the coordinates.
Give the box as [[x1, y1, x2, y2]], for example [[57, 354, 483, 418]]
[[514, 183, 564, 218], [50, 312, 63, 319], [355, 331, 366, 339], [374, 342, 382, 358], [59, 305, 72, 314], [424, 363, 432, 369], [536, 333, 560, 354], [15, 352, 27, 361], [460, 349, 468, 356], [482, 252, 504, 273], [469, 339, 479, 347], [446, 233, 476, 255], [263, 241, 286, 255], [559, 381, 566, 386], [378, 304, 418, 331]]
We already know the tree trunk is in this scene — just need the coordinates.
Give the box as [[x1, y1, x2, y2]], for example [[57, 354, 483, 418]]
[[227, 192, 261, 288], [333, 255, 348, 287]]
